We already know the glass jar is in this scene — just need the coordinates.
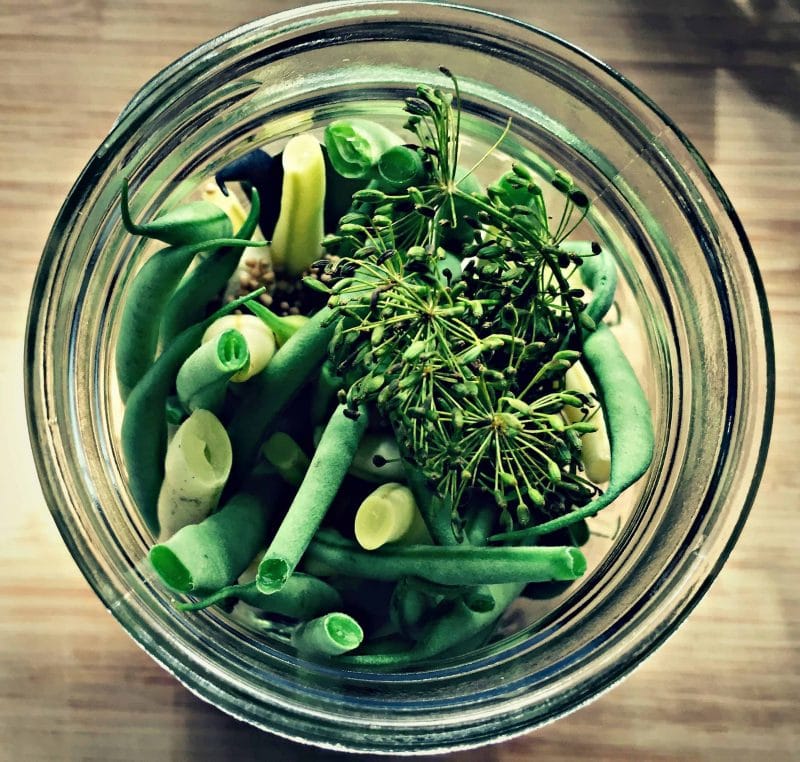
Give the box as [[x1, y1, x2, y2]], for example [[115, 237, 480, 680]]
[[25, 1, 773, 753]]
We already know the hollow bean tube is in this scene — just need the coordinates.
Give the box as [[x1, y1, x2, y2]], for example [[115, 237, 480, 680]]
[[175, 329, 249, 414], [489, 323, 654, 541], [255, 404, 369, 595], [291, 612, 364, 658], [303, 530, 587, 586]]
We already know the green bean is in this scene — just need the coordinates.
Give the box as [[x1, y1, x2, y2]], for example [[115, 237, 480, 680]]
[[303, 530, 587, 586], [560, 240, 618, 325], [404, 466, 460, 546], [149, 486, 274, 594], [159, 188, 261, 344], [121, 290, 265, 533], [291, 612, 364, 658], [340, 582, 523, 667], [115, 235, 265, 400], [261, 432, 310, 487], [120, 177, 233, 246], [580, 244, 618, 324], [255, 404, 369, 595], [324, 119, 402, 179], [226, 306, 335, 483], [176, 573, 342, 620], [489, 323, 654, 541], [374, 145, 427, 191], [311, 361, 343, 426], [175, 329, 249, 413]]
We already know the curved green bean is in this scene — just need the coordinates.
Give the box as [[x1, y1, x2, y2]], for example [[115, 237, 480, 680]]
[[176, 573, 342, 620], [115, 235, 265, 400], [489, 323, 654, 541], [120, 177, 233, 246], [159, 188, 261, 344]]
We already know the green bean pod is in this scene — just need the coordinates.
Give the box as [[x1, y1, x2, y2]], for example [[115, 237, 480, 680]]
[[121, 291, 264, 533], [489, 323, 654, 541], [340, 582, 523, 667], [291, 612, 364, 658], [255, 404, 369, 595], [115, 236, 264, 400], [149, 486, 274, 594], [303, 530, 587, 586], [226, 306, 335, 484], [120, 177, 233, 246], [323, 119, 402, 179], [580, 244, 618, 324], [175, 329, 250, 414], [176, 573, 342, 620], [159, 188, 262, 344]]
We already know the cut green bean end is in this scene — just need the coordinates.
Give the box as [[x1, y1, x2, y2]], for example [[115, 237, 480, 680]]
[[149, 546, 193, 592], [217, 329, 249, 373], [566, 546, 587, 577], [325, 613, 364, 651], [256, 557, 290, 594]]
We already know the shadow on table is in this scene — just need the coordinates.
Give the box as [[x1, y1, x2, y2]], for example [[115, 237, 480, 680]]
[[623, 0, 800, 120]]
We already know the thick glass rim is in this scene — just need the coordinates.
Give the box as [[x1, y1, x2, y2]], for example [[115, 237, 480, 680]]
[[26, 1, 774, 753]]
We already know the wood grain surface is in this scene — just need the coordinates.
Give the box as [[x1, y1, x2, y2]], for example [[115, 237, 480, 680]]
[[1, 1, 798, 760]]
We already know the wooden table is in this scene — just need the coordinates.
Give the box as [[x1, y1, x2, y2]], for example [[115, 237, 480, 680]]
[[1, 1, 797, 759]]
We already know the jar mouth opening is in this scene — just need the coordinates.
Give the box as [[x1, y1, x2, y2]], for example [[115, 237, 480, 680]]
[[25, 0, 774, 753]]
